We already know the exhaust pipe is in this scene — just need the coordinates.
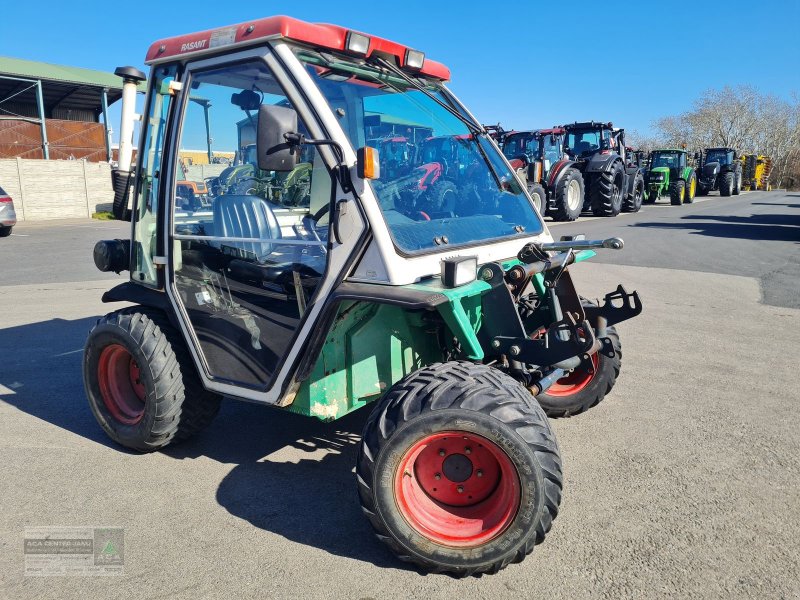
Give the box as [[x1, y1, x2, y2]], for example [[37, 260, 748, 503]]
[[112, 66, 146, 221]]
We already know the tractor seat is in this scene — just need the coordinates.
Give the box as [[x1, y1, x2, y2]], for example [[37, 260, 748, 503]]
[[213, 194, 282, 262]]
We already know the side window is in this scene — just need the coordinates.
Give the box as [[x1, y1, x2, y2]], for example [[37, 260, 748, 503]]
[[170, 60, 333, 387], [132, 65, 177, 286]]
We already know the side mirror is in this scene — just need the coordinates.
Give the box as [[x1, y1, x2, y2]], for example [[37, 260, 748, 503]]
[[257, 104, 299, 172]]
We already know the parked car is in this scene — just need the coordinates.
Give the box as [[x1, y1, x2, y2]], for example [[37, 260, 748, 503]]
[[0, 184, 17, 237]]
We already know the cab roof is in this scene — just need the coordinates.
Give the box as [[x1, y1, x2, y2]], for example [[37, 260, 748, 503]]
[[145, 15, 450, 81]]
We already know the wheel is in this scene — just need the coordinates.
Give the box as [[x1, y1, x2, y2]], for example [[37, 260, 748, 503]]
[[423, 180, 458, 216], [534, 303, 621, 418], [669, 179, 686, 205], [0, 225, 12, 237], [527, 182, 547, 216], [551, 168, 584, 221], [733, 171, 742, 195], [622, 173, 644, 212], [589, 161, 624, 217], [684, 172, 697, 203], [642, 186, 657, 204], [357, 361, 562, 576], [719, 171, 735, 196], [83, 307, 222, 452]]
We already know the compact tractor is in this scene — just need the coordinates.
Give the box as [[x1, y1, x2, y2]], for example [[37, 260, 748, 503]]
[[501, 128, 585, 221], [697, 147, 742, 196], [643, 148, 698, 205], [561, 122, 644, 217], [87, 16, 642, 576]]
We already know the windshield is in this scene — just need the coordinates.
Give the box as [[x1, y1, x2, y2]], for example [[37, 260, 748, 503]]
[[565, 128, 607, 156], [502, 133, 539, 161], [705, 149, 733, 165], [293, 46, 543, 254], [651, 152, 681, 169]]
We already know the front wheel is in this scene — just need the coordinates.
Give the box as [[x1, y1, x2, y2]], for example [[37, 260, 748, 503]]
[[622, 173, 644, 212], [670, 179, 686, 205], [83, 308, 222, 452], [589, 162, 624, 217], [357, 362, 562, 576], [685, 172, 697, 203], [527, 182, 547, 216], [551, 168, 584, 221], [0, 225, 12, 237], [719, 172, 735, 196]]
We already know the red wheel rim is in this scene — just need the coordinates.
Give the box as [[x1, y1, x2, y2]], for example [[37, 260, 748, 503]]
[[547, 353, 599, 396], [394, 431, 521, 547], [97, 344, 146, 425]]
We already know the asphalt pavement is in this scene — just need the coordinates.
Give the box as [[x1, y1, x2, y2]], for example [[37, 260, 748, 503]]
[[0, 190, 798, 599]]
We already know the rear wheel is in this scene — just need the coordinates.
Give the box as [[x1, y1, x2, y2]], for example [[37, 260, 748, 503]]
[[622, 173, 644, 212], [685, 172, 697, 203], [0, 226, 12, 237], [357, 362, 562, 576], [670, 180, 686, 205], [527, 182, 547, 216], [551, 168, 584, 221], [84, 307, 222, 452], [719, 172, 735, 196], [423, 180, 458, 216], [733, 171, 742, 195], [589, 162, 624, 217]]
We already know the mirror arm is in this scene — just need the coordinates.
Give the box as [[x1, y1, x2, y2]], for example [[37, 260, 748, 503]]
[[283, 132, 352, 193]]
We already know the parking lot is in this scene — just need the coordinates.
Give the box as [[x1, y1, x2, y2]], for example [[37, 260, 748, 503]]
[[1, 190, 799, 599]]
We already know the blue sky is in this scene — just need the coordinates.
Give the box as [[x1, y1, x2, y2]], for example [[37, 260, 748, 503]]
[[4, 0, 799, 142]]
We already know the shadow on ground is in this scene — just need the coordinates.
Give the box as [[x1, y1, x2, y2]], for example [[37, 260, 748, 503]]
[[631, 212, 800, 242], [0, 315, 406, 571]]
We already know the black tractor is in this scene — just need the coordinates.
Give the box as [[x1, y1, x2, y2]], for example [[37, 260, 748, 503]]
[[562, 122, 643, 216], [697, 147, 742, 197]]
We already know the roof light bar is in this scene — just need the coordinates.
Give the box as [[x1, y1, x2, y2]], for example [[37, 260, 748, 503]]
[[404, 49, 425, 70], [345, 31, 370, 55]]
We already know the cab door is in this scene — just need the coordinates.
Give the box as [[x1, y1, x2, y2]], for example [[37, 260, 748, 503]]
[[164, 50, 366, 401]]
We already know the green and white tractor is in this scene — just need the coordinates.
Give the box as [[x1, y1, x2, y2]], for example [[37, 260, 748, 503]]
[[87, 16, 643, 576]]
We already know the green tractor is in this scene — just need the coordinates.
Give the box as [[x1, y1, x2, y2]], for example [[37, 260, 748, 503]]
[[643, 148, 698, 205]]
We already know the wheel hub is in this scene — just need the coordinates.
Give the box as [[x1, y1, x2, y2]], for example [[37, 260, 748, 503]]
[[97, 344, 146, 425], [394, 431, 520, 547], [567, 179, 580, 209]]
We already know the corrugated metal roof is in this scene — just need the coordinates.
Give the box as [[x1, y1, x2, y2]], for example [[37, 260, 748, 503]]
[[0, 56, 143, 90]]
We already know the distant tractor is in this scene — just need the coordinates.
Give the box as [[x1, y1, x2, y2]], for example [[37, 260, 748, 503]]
[[740, 154, 772, 191], [643, 148, 698, 205], [501, 128, 585, 221], [561, 122, 643, 216], [698, 147, 742, 196]]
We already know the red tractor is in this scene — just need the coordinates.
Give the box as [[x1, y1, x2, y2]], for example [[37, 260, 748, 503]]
[[501, 128, 585, 221]]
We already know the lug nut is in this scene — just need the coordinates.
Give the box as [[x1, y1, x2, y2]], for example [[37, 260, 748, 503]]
[[439, 449, 446, 457], [476, 470, 483, 478], [434, 473, 441, 480], [481, 268, 494, 281], [457, 486, 464, 493], [464, 447, 472, 455], [491, 339, 501, 349], [510, 345, 521, 356]]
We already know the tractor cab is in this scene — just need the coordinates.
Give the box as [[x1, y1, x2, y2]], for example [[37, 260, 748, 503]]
[[86, 16, 642, 576]]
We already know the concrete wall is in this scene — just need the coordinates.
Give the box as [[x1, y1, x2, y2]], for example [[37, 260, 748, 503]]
[[0, 158, 113, 220]]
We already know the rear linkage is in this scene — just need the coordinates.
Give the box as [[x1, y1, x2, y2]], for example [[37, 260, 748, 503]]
[[479, 235, 642, 395]]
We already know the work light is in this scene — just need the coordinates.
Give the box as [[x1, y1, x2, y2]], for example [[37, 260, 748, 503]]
[[345, 31, 370, 55], [441, 256, 478, 288], [405, 49, 425, 70]]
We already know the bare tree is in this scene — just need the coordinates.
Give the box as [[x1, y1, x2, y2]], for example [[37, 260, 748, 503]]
[[652, 85, 800, 188]]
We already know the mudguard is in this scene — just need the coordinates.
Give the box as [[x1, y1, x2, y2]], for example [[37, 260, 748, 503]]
[[547, 159, 577, 188], [583, 152, 623, 174]]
